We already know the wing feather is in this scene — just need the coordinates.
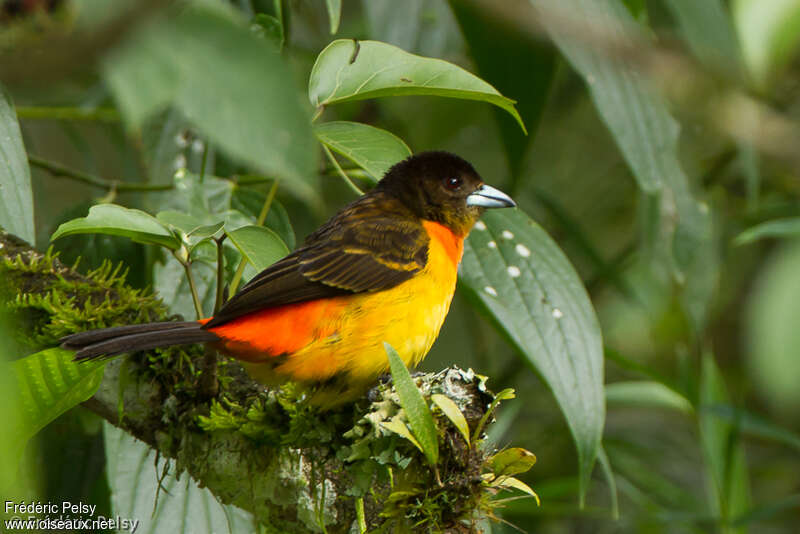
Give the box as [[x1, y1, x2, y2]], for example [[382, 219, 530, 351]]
[[204, 193, 428, 329]]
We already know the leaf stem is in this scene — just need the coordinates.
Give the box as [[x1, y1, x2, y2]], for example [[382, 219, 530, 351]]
[[178, 256, 204, 319], [214, 235, 226, 314], [228, 180, 280, 296], [16, 106, 121, 122], [199, 141, 209, 184], [322, 144, 363, 195], [29, 155, 173, 192]]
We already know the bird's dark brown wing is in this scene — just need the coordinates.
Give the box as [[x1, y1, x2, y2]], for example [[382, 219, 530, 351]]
[[204, 194, 429, 329]]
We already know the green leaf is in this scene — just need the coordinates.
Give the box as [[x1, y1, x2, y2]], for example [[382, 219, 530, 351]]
[[535, 0, 715, 332], [430, 393, 470, 446], [104, 422, 255, 533], [460, 209, 604, 503], [314, 121, 411, 181], [251, 13, 284, 50], [0, 86, 35, 244], [489, 448, 537, 478], [230, 186, 296, 249], [733, 0, 800, 88], [662, 0, 744, 77], [51, 204, 181, 250], [745, 240, 800, 413], [104, 3, 317, 200], [492, 476, 540, 505], [735, 217, 800, 245], [8, 348, 104, 455], [699, 354, 751, 531], [703, 403, 800, 452], [449, 0, 555, 177], [225, 225, 289, 272], [156, 210, 204, 235], [384, 342, 439, 465], [308, 39, 525, 132], [605, 381, 693, 414], [379, 419, 424, 453], [325, 0, 341, 34]]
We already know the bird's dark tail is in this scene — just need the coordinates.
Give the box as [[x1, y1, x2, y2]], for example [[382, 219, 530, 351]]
[[61, 321, 220, 362]]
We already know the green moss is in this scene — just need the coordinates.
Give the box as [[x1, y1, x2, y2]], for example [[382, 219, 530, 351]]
[[1, 248, 166, 349]]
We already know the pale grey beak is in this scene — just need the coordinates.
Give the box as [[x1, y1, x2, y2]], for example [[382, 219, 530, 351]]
[[466, 184, 516, 209]]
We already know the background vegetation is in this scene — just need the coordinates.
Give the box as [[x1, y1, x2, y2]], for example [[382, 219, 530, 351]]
[[2, 0, 800, 532]]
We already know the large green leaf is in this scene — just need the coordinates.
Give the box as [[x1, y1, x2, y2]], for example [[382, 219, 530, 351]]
[[104, 3, 316, 200], [535, 0, 716, 333], [0, 86, 35, 244], [733, 0, 800, 88], [314, 121, 411, 181], [8, 348, 104, 456], [51, 204, 181, 250], [308, 39, 525, 132], [104, 422, 255, 533], [460, 209, 604, 503], [449, 0, 555, 178]]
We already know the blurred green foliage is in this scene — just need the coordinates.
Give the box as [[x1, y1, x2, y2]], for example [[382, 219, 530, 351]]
[[2, 0, 800, 532]]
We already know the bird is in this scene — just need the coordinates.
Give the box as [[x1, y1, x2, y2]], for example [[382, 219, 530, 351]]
[[60, 151, 516, 406]]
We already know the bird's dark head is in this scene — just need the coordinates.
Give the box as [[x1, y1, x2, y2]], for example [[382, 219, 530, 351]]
[[376, 151, 515, 236]]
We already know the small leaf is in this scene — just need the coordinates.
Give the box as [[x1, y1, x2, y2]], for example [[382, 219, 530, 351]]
[[472, 387, 516, 443], [431, 393, 470, 445], [188, 221, 225, 239], [735, 217, 800, 245], [493, 476, 540, 505], [157, 210, 205, 234], [489, 448, 537, 478], [0, 86, 35, 244], [9, 348, 105, 454], [309, 39, 525, 132], [230, 186, 296, 249], [460, 208, 604, 502], [384, 342, 439, 465], [379, 420, 423, 453], [605, 381, 693, 414], [325, 0, 342, 34], [251, 13, 284, 50], [225, 225, 289, 272], [314, 121, 411, 181], [51, 204, 181, 250]]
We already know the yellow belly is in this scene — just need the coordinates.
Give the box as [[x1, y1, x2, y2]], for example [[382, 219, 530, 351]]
[[241, 233, 459, 402]]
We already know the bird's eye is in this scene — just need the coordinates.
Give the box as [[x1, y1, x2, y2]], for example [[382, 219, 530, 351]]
[[444, 177, 462, 190]]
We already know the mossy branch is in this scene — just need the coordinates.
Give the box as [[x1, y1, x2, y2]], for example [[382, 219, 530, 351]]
[[0, 230, 513, 533]]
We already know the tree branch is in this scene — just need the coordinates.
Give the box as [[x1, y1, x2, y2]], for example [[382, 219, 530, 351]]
[[1, 230, 502, 533], [28, 155, 174, 192]]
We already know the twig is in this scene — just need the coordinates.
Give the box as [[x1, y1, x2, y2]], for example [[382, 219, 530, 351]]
[[16, 106, 121, 122], [29, 155, 173, 192], [178, 255, 204, 319], [228, 180, 280, 296], [214, 235, 226, 314], [322, 144, 363, 195]]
